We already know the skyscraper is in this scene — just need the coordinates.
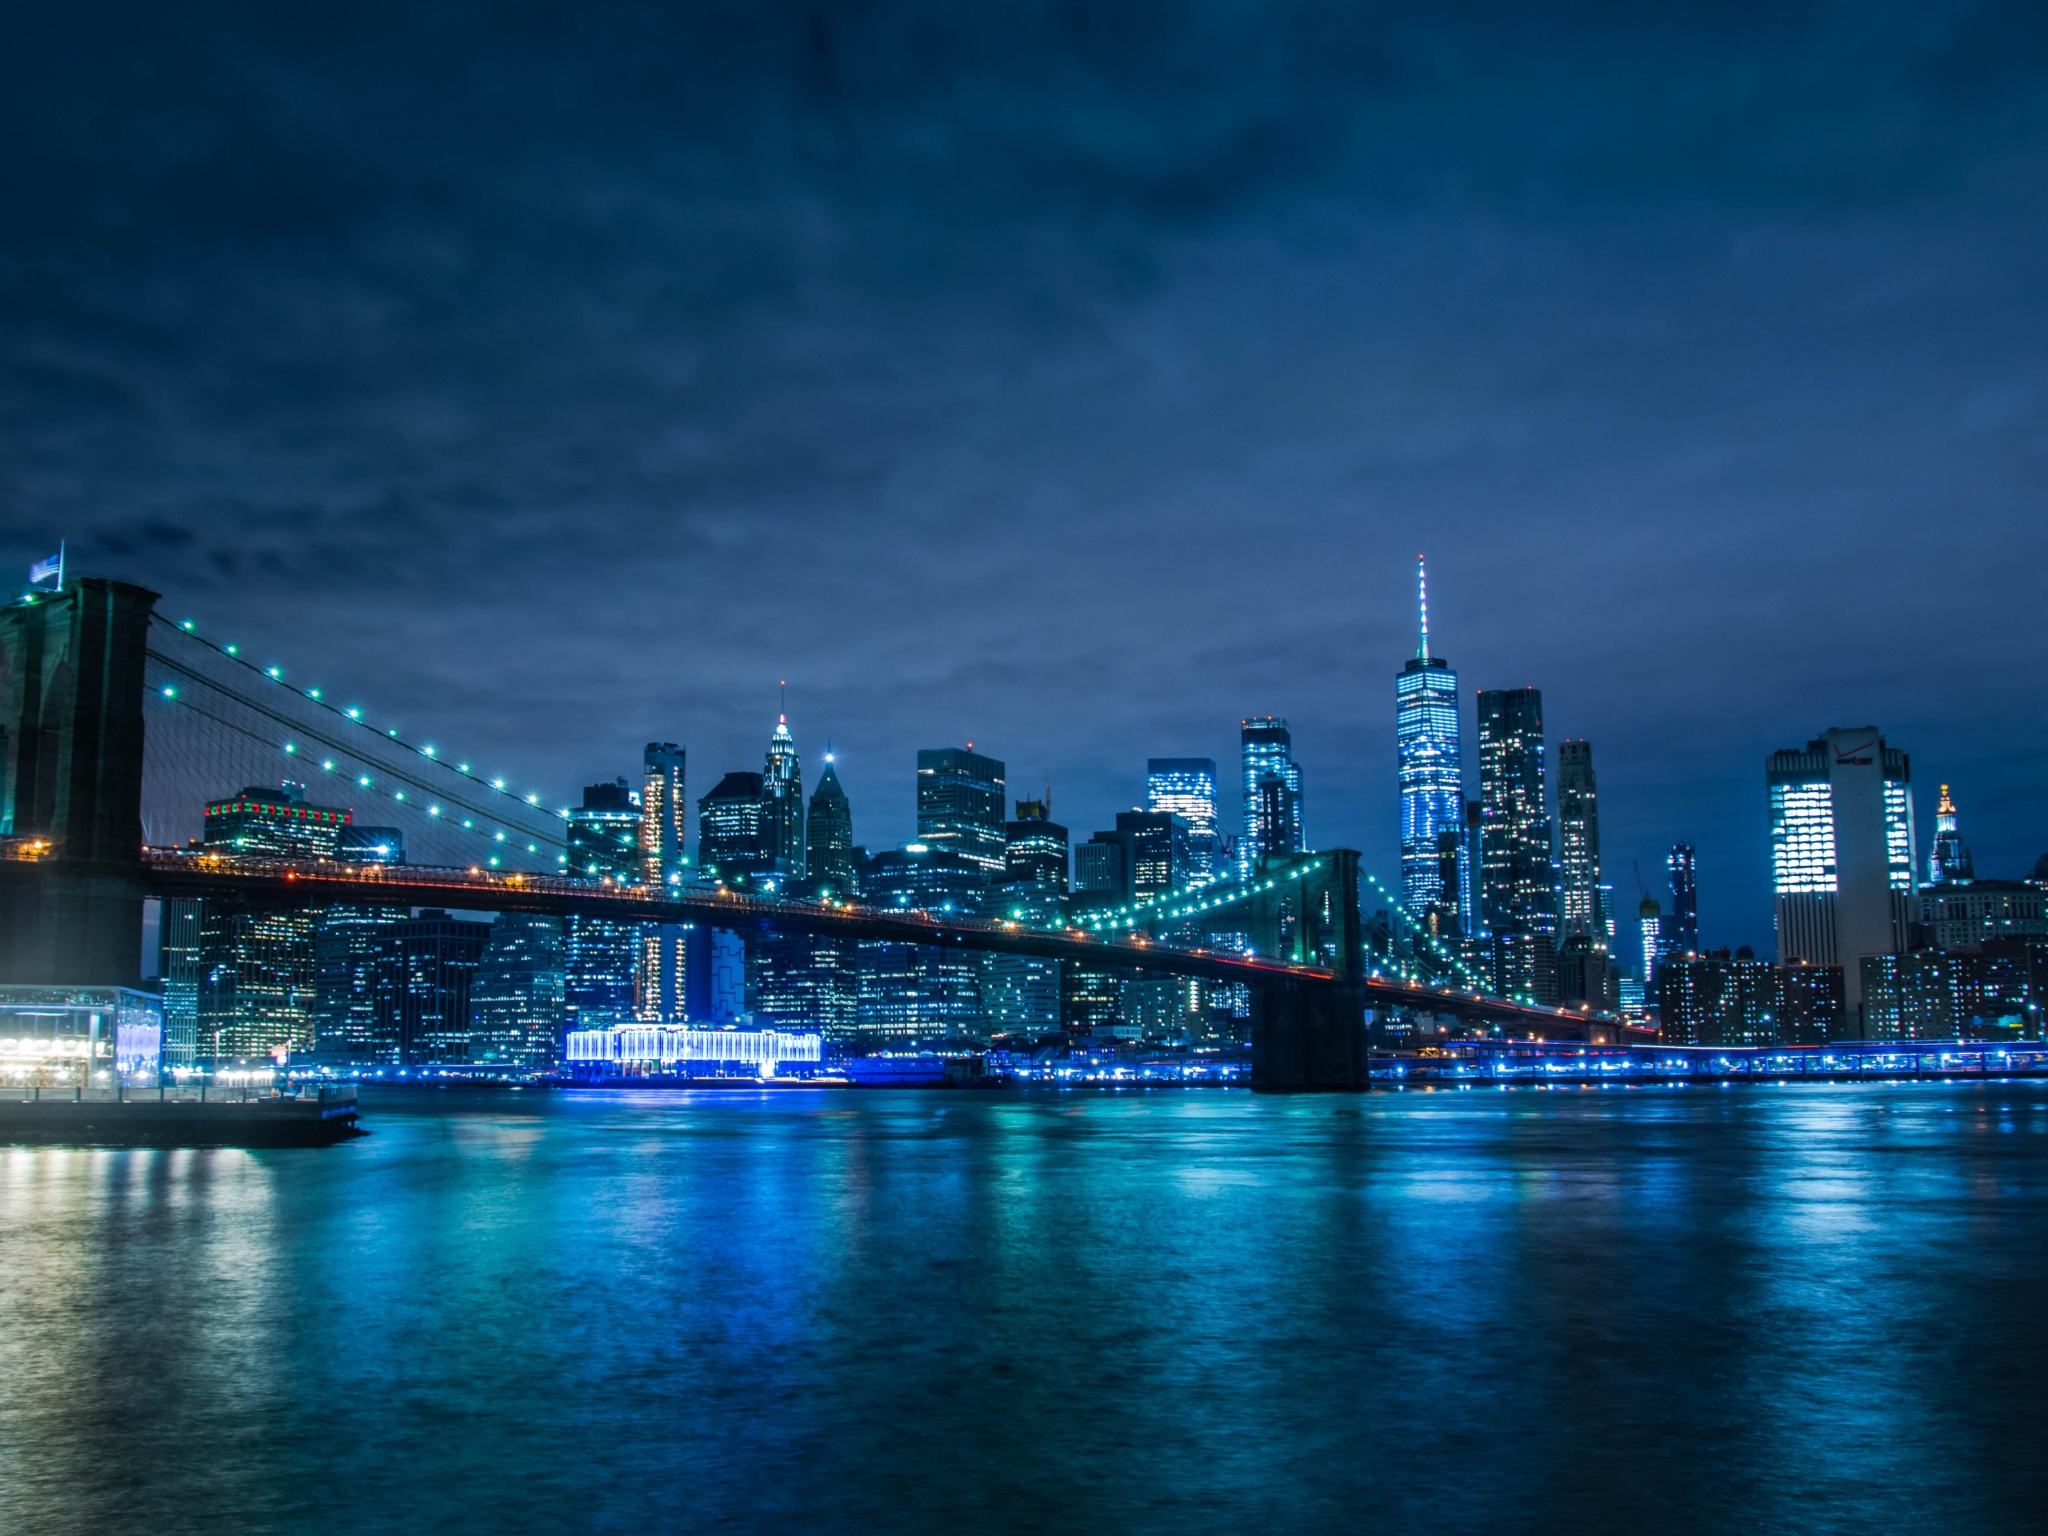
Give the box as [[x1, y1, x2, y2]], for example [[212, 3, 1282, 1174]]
[[1929, 785, 1975, 886], [1116, 810, 1190, 898], [1555, 740, 1603, 939], [1240, 718, 1302, 873], [1146, 759, 1219, 883], [1667, 843, 1699, 956], [697, 771, 767, 879], [1477, 688, 1555, 1003], [372, 908, 490, 1064], [1639, 896, 1663, 987], [1397, 557, 1462, 920], [637, 743, 687, 1023], [1767, 728, 1915, 1018], [805, 753, 857, 895], [470, 913, 565, 1065], [565, 780, 641, 1032], [1004, 796, 1069, 891], [760, 713, 804, 874], [916, 747, 1007, 879]]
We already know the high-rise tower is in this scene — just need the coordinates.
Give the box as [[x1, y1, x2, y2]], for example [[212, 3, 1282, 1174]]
[[1666, 843, 1699, 956], [805, 752, 856, 895], [1240, 718, 1302, 874], [1147, 759, 1219, 883], [1556, 740, 1603, 938], [1477, 688, 1555, 1003], [1928, 785, 1974, 886], [640, 743, 686, 886], [916, 748, 1007, 879], [1398, 557, 1463, 921], [761, 704, 804, 875], [1767, 728, 1915, 1019]]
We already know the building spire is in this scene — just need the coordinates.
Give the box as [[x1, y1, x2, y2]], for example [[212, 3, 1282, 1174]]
[[1417, 554, 1430, 660]]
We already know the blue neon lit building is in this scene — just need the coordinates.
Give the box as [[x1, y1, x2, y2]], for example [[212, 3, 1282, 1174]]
[[1397, 558, 1462, 920]]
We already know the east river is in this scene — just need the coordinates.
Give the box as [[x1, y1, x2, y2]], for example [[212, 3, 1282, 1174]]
[[3, 1082, 2046, 1535]]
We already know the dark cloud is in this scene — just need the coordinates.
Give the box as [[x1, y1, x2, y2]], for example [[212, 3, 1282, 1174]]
[[5, 1, 2048, 944]]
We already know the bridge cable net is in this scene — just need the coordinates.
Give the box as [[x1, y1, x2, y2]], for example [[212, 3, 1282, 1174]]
[[141, 617, 568, 873]]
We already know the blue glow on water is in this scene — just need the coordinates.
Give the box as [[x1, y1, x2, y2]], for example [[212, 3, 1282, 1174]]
[[3, 1084, 2047, 1534]]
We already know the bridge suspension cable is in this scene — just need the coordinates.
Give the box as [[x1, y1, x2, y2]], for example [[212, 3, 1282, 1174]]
[[142, 615, 567, 871]]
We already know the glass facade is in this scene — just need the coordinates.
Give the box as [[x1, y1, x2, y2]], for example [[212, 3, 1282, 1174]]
[[696, 771, 767, 880], [761, 717, 804, 874], [916, 748, 1007, 878], [1239, 718, 1302, 874], [566, 781, 641, 1032], [1667, 843, 1699, 954], [471, 912, 566, 1065], [1555, 740, 1603, 939], [805, 759, 857, 895], [1767, 733, 1915, 972], [1146, 759, 1219, 883], [1004, 797, 1069, 891]]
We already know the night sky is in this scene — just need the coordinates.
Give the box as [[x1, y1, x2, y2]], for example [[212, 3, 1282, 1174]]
[[6, 2, 2048, 951]]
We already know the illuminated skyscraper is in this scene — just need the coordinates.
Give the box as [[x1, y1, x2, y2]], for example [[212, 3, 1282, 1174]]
[[1398, 557, 1462, 920], [697, 771, 767, 880], [1928, 784, 1974, 886], [1240, 718, 1302, 873], [1639, 896, 1663, 987], [1147, 759, 1219, 882], [1556, 740, 1603, 938], [1767, 728, 1915, 1019], [805, 754, 857, 895], [471, 912, 565, 1065], [565, 780, 641, 1031], [640, 743, 685, 885], [1477, 689, 1554, 1003], [761, 712, 804, 875], [1004, 796, 1069, 891], [1667, 843, 1699, 955], [1117, 810, 1189, 897], [917, 747, 1007, 879]]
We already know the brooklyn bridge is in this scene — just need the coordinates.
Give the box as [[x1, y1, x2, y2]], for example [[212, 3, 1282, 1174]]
[[0, 577, 1629, 1090]]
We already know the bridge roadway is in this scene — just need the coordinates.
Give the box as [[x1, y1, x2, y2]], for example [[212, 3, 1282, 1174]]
[[139, 848, 1594, 1034]]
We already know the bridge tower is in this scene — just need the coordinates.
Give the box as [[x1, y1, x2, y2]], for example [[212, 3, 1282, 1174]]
[[0, 578, 159, 984], [1247, 847, 1370, 1090]]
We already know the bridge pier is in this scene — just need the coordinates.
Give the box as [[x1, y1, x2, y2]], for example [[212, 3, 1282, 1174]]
[[0, 578, 158, 986], [1250, 979, 1370, 1091]]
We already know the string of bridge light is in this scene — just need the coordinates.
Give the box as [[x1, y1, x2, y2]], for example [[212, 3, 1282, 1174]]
[[1071, 864, 1319, 933], [153, 614, 572, 828], [145, 661, 563, 869], [1359, 869, 1511, 1000]]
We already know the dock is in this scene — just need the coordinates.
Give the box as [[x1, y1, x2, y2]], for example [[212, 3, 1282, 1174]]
[[0, 1085, 365, 1147]]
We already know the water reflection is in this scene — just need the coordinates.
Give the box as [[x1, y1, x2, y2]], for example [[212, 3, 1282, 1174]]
[[2, 1083, 2046, 1536]]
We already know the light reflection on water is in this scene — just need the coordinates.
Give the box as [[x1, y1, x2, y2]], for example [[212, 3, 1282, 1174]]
[[2, 1083, 2046, 1536]]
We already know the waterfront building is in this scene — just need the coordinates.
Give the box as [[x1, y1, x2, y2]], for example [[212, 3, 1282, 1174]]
[[565, 780, 642, 1032], [1239, 718, 1302, 873], [1919, 880, 2048, 952], [373, 909, 490, 1064], [157, 898, 200, 1064], [564, 1023, 822, 1078], [1667, 844, 1699, 955], [916, 747, 1007, 879], [1767, 729, 1915, 1016], [805, 755, 858, 896], [1147, 759, 1220, 883], [1553, 935, 1617, 1012], [1658, 950, 1848, 1047], [1928, 785, 1975, 886], [1477, 688, 1555, 1004], [313, 902, 404, 1062], [1004, 796, 1069, 892], [1861, 944, 2045, 1041], [196, 782, 349, 1060], [696, 771, 767, 880], [1556, 740, 1604, 939], [854, 942, 986, 1039], [983, 883, 1064, 1034], [470, 912, 566, 1065], [1397, 558, 1463, 920], [760, 715, 804, 875], [748, 930, 857, 1039]]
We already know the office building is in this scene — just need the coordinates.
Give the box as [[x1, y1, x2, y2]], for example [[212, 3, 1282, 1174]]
[[471, 913, 566, 1065], [1639, 896, 1663, 988], [1553, 935, 1617, 1012], [1860, 944, 2045, 1041], [640, 743, 686, 885], [157, 898, 201, 1064], [1919, 881, 2048, 952], [1117, 810, 1190, 898], [1074, 836, 1131, 906], [697, 771, 767, 880], [1240, 717, 1302, 873], [374, 909, 490, 1064], [761, 715, 804, 875], [1768, 728, 1915, 1015], [1147, 759, 1220, 883], [1928, 785, 1975, 886], [1397, 557, 1463, 920], [916, 748, 1007, 879], [805, 755, 858, 896], [1555, 740, 1604, 939], [565, 781, 642, 1032], [314, 827, 408, 1065], [1004, 796, 1069, 892], [863, 842, 993, 917], [1667, 844, 1699, 955], [1477, 688, 1555, 1003], [195, 782, 349, 1060]]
